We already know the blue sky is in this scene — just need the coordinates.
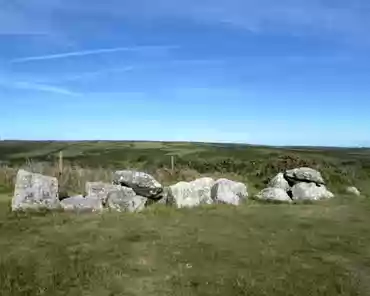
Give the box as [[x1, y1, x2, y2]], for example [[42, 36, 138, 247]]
[[1, 0, 370, 146]]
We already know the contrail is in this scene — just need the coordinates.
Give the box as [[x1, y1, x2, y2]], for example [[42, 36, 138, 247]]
[[60, 66, 135, 82], [14, 82, 80, 96], [10, 45, 178, 63]]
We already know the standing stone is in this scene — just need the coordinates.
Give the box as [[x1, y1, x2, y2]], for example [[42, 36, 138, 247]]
[[211, 178, 248, 206], [346, 186, 361, 196], [190, 177, 215, 205], [255, 188, 292, 202], [85, 182, 122, 205], [106, 187, 147, 212], [167, 177, 215, 208], [292, 182, 334, 201], [167, 182, 192, 208], [113, 170, 163, 199], [12, 170, 60, 211], [60, 195, 103, 212], [285, 167, 325, 185], [268, 173, 290, 191]]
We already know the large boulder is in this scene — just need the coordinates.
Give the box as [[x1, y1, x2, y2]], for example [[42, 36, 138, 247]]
[[167, 177, 215, 208], [106, 188, 146, 212], [292, 182, 334, 201], [113, 170, 163, 199], [211, 178, 248, 205], [190, 177, 215, 204], [268, 173, 290, 191], [255, 188, 292, 202], [285, 167, 325, 185], [346, 186, 361, 196], [12, 169, 60, 211], [85, 182, 122, 205], [60, 195, 103, 212]]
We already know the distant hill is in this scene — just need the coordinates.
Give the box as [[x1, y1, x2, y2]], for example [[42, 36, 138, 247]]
[[1, 141, 369, 194]]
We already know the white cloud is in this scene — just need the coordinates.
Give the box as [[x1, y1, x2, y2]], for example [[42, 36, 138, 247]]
[[10, 46, 177, 63], [13, 81, 80, 96], [58, 66, 135, 82]]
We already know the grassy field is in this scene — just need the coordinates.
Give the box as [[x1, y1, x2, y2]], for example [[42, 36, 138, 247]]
[[1, 193, 370, 295], [1, 140, 370, 193], [0, 141, 370, 295]]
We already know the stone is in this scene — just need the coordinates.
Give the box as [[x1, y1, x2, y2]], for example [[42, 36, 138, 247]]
[[190, 177, 215, 204], [346, 186, 361, 196], [211, 178, 248, 206], [60, 195, 103, 212], [85, 182, 122, 205], [106, 187, 147, 212], [167, 177, 215, 208], [256, 188, 292, 202], [292, 182, 334, 201], [285, 167, 325, 185], [268, 173, 290, 191], [113, 170, 163, 199], [12, 169, 60, 211]]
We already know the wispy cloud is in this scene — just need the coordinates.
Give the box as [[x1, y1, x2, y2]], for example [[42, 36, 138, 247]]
[[59, 66, 135, 82], [10, 45, 178, 63], [13, 82, 80, 96]]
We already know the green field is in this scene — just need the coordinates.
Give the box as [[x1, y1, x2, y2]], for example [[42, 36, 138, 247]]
[[1, 140, 370, 192], [0, 141, 370, 295]]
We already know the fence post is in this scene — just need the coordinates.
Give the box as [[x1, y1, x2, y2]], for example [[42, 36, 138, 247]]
[[59, 151, 63, 177], [171, 155, 175, 171]]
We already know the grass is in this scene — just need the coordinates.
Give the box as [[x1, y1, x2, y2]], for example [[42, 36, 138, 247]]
[[1, 192, 370, 295], [1, 140, 370, 295], [1, 140, 370, 193]]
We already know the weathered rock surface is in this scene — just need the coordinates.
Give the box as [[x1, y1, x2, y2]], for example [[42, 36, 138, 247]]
[[211, 178, 248, 205], [106, 188, 146, 212], [167, 177, 215, 208], [113, 170, 163, 199], [285, 167, 325, 185], [190, 177, 215, 204], [292, 182, 334, 201], [346, 186, 361, 196], [256, 188, 292, 202], [268, 173, 290, 191], [85, 182, 121, 205], [12, 169, 60, 211], [60, 195, 103, 212]]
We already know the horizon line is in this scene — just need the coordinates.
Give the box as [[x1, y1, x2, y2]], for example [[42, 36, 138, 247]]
[[0, 139, 368, 149]]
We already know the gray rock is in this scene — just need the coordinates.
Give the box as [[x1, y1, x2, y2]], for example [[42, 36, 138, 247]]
[[191, 177, 215, 204], [292, 182, 334, 201], [168, 177, 215, 208], [113, 170, 163, 199], [285, 167, 325, 185], [256, 188, 292, 202], [85, 182, 122, 205], [211, 178, 248, 206], [12, 169, 60, 211], [60, 195, 103, 212], [346, 186, 361, 196], [268, 173, 290, 191], [106, 188, 146, 212]]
